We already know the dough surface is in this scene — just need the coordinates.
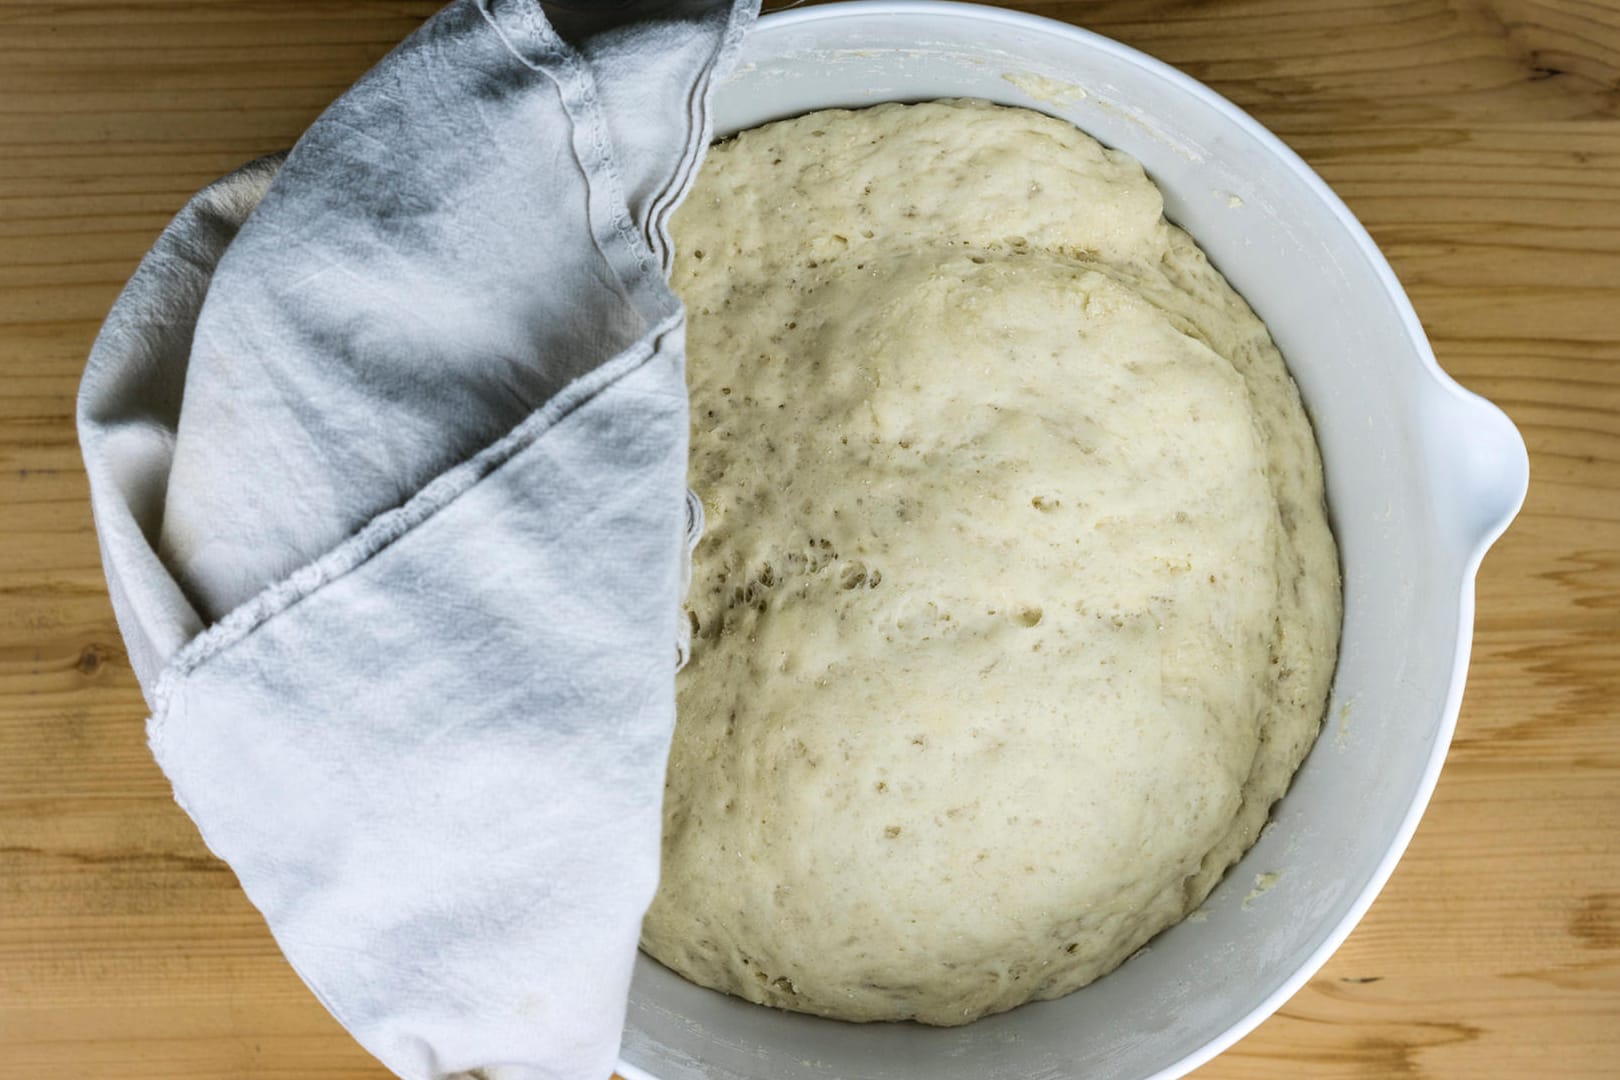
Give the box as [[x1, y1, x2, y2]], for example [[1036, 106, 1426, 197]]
[[643, 100, 1340, 1025]]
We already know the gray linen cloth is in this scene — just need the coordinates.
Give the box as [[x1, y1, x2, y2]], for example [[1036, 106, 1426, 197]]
[[76, 2, 754, 1077]]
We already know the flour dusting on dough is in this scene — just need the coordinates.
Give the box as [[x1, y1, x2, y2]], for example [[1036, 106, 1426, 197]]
[[644, 100, 1341, 1026]]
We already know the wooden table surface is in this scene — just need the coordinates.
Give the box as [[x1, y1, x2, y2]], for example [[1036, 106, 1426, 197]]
[[2, 1, 1616, 1077]]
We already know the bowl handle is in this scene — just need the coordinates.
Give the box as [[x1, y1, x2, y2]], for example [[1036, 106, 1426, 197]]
[[1421, 381, 1530, 560]]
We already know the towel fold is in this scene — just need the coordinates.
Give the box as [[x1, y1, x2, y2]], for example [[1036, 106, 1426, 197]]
[[77, 2, 756, 1077]]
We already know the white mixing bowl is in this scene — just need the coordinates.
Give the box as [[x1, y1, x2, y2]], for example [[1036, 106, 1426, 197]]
[[620, 4, 1530, 1078]]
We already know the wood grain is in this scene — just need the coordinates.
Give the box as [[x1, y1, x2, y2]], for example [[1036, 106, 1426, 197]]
[[1, 1, 1616, 1077]]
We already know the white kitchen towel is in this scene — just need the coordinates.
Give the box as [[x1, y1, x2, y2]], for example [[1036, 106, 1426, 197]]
[[76, 2, 755, 1078]]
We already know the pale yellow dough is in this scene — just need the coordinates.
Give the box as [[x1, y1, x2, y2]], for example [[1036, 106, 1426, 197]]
[[643, 100, 1341, 1025]]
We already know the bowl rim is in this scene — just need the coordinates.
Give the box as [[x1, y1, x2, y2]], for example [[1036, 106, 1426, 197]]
[[622, 4, 1528, 1078]]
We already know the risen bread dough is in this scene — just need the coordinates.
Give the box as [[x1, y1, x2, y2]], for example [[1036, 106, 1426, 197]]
[[644, 100, 1340, 1025]]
